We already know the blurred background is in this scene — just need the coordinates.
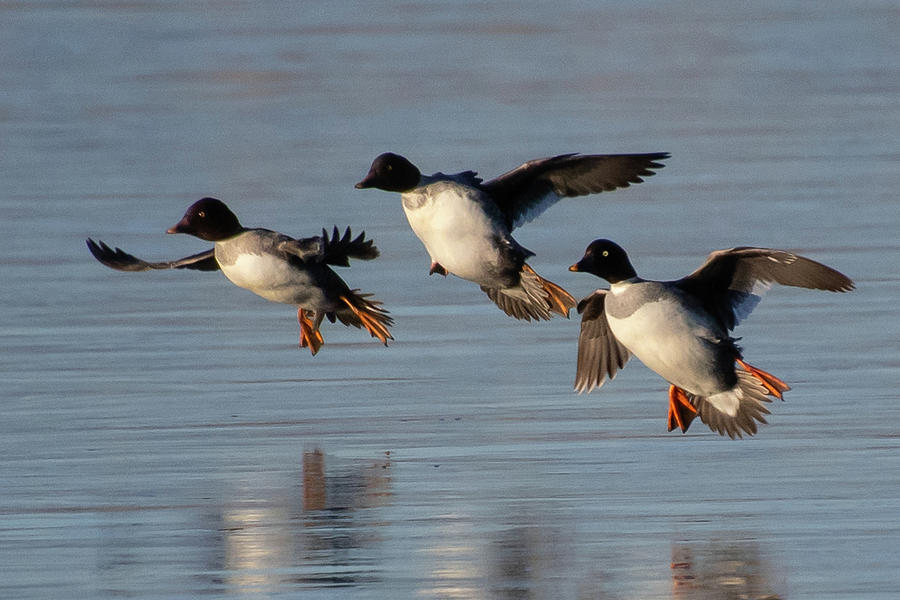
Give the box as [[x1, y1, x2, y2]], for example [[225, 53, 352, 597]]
[[2, 1, 898, 598]]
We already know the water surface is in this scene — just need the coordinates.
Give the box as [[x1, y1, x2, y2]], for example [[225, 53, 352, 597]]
[[2, 1, 899, 598]]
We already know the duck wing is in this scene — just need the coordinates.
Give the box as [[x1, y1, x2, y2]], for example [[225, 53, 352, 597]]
[[677, 247, 854, 331], [574, 289, 631, 394], [277, 226, 379, 267], [481, 152, 669, 231], [86, 238, 219, 271]]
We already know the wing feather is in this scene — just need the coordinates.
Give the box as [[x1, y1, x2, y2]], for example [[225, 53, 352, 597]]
[[678, 247, 854, 330], [574, 290, 631, 394], [277, 226, 379, 267], [481, 152, 669, 230], [86, 239, 219, 272]]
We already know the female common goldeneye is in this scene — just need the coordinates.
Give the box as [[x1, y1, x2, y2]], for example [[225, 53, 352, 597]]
[[356, 151, 668, 321], [569, 239, 854, 438], [87, 197, 393, 355]]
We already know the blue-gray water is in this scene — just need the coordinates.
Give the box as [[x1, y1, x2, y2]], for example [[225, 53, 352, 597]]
[[2, 2, 899, 598]]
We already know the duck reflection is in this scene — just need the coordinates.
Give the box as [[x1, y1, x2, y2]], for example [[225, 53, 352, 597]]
[[486, 526, 574, 600], [671, 541, 783, 600], [301, 447, 393, 511], [220, 447, 392, 594], [419, 520, 576, 600], [419, 517, 784, 599]]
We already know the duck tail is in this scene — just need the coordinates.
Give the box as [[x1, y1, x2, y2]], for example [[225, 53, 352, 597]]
[[524, 263, 577, 317], [336, 290, 394, 345], [480, 263, 576, 321], [684, 361, 789, 439]]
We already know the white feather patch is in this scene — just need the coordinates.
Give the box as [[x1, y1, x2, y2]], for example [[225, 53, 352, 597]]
[[704, 386, 743, 417]]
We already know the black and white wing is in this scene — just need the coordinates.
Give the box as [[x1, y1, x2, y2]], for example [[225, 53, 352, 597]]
[[86, 238, 219, 271], [678, 247, 855, 331], [277, 226, 380, 267], [481, 152, 669, 231], [574, 290, 631, 394]]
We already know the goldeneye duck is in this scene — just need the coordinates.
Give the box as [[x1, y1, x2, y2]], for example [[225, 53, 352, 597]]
[[569, 239, 854, 438], [87, 197, 393, 355], [356, 151, 668, 322]]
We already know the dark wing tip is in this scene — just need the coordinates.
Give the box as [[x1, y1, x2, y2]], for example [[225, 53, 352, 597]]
[[86, 238, 219, 271], [86, 238, 146, 271], [626, 152, 671, 179], [820, 266, 855, 293], [826, 275, 856, 293], [629, 151, 670, 173], [770, 253, 856, 293], [86, 237, 110, 259], [322, 226, 380, 265]]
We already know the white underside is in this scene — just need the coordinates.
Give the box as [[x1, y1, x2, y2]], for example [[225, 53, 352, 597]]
[[402, 183, 508, 284], [219, 251, 324, 307], [607, 294, 730, 398], [702, 387, 742, 417]]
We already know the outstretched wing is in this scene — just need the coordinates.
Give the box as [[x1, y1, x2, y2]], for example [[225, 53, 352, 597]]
[[481, 152, 669, 230], [574, 290, 631, 394], [321, 226, 380, 266], [678, 247, 855, 331], [86, 239, 219, 271], [276, 226, 380, 267]]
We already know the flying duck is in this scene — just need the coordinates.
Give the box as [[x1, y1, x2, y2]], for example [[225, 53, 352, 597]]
[[569, 239, 854, 438], [356, 151, 668, 321], [87, 197, 393, 355]]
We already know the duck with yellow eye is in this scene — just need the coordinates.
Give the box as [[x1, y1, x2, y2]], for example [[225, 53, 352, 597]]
[[87, 197, 393, 355], [569, 239, 853, 438]]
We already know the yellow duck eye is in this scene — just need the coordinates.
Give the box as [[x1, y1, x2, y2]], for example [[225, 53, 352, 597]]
[[602, 250, 609, 257], [198, 211, 206, 218]]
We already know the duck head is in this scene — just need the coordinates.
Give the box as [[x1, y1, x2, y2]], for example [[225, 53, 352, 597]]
[[569, 239, 637, 284], [355, 153, 421, 192], [167, 197, 243, 241]]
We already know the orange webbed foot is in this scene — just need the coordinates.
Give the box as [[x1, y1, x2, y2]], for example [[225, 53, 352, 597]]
[[667, 385, 698, 433], [737, 359, 791, 400], [297, 308, 324, 356]]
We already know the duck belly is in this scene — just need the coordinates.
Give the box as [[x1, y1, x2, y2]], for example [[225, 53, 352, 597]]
[[219, 252, 325, 307], [402, 184, 511, 284], [607, 299, 731, 396]]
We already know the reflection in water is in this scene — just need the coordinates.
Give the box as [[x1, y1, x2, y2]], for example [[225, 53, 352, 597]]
[[486, 526, 577, 600], [418, 518, 785, 599], [420, 519, 486, 600], [671, 541, 783, 600], [302, 447, 327, 511], [222, 504, 294, 592], [221, 448, 391, 594], [420, 519, 585, 600], [302, 448, 393, 512], [488, 527, 541, 599]]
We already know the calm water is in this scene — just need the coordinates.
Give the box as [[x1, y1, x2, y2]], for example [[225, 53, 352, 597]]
[[2, 1, 899, 598]]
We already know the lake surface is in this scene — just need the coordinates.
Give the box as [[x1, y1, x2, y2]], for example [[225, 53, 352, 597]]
[[2, 1, 899, 598]]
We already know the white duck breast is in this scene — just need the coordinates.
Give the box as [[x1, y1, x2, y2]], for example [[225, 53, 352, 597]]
[[402, 180, 511, 283], [606, 283, 731, 397], [215, 237, 324, 307]]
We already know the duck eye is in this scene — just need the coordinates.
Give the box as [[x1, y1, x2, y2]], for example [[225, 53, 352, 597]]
[[198, 211, 206, 218], [386, 164, 393, 172], [602, 250, 609, 257]]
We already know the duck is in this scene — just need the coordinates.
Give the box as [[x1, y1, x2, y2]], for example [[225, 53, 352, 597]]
[[87, 197, 393, 355], [356, 151, 668, 321], [568, 239, 854, 438]]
